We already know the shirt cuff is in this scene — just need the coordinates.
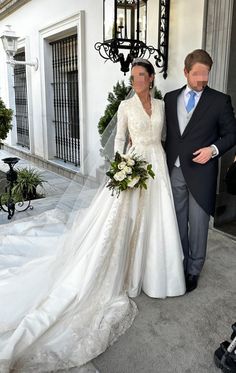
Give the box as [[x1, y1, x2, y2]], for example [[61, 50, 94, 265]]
[[210, 144, 219, 158]]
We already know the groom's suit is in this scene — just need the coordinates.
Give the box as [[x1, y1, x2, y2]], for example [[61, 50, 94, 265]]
[[164, 85, 236, 275]]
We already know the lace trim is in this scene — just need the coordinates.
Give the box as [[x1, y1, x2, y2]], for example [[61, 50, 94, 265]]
[[10, 300, 138, 372]]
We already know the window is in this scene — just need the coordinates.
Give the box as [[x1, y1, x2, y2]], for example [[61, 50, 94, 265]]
[[51, 35, 80, 166]]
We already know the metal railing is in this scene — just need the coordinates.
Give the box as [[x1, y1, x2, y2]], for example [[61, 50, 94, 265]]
[[51, 35, 80, 166], [13, 51, 30, 148]]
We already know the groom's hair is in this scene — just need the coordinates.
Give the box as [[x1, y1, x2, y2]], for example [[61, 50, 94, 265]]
[[184, 49, 213, 72]]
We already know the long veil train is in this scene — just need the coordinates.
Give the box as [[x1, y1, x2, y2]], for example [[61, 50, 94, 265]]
[[0, 88, 186, 372], [0, 91, 138, 372]]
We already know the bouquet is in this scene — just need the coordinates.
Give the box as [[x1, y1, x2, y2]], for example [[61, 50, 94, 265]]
[[106, 152, 155, 196]]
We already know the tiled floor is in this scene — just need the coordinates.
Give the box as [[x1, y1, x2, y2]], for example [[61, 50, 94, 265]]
[[0, 149, 96, 225]]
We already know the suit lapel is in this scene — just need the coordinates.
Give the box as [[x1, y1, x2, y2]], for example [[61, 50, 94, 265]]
[[182, 86, 212, 138]]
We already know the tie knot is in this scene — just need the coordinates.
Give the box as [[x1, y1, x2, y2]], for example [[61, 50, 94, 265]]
[[189, 90, 196, 98]]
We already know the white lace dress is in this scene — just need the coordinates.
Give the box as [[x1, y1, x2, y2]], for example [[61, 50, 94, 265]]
[[0, 94, 185, 372]]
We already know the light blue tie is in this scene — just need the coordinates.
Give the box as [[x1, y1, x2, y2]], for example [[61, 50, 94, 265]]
[[186, 90, 196, 113]]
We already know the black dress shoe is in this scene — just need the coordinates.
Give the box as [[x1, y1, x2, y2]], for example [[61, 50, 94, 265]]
[[186, 274, 199, 292]]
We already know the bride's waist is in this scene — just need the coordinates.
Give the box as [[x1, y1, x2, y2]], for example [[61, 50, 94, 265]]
[[132, 139, 160, 147]]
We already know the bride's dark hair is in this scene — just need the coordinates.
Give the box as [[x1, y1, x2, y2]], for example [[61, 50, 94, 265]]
[[131, 58, 155, 88]]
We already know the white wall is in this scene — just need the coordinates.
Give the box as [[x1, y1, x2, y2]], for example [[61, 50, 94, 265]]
[[0, 0, 206, 173], [0, 0, 124, 166], [147, 0, 205, 95]]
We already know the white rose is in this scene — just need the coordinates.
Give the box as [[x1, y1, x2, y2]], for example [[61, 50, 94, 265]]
[[118, 161, 127, 170], [127, 158, 135, 166], [127, 176, 140, 188], [124, 166, 132, 174], [114, 170, 126, 181], [120, 154, 128, 160]]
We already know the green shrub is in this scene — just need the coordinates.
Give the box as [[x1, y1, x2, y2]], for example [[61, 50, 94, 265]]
[[0, 98, 13, 143], [98, 81, 132, 137], [98, 82, 163, 138]]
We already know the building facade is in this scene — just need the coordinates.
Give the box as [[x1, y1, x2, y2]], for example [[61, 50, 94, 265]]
[[0, 0, 235, 229]]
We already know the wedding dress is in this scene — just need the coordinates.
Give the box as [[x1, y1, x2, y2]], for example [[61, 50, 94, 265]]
[[0, 93, 185, 372]]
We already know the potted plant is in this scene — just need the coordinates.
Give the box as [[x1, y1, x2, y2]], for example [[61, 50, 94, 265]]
[[0, 97, 13, 147], [12, 167, 46, 201]]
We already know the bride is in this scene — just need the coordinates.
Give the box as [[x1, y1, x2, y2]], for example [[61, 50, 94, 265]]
[[0, 58, 185, 372]]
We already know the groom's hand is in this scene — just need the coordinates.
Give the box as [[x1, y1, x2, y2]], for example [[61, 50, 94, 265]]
[[192, 147, 213, 164]]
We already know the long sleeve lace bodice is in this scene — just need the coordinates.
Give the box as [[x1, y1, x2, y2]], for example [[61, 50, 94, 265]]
[[114, 93, 165, 154]]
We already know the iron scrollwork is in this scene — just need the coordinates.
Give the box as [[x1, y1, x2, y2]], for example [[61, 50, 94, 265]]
[[95, 0, 170, 78], [154, 0, 170, 79], [95, 39, 159, 74], [0, 157, 33, 220]]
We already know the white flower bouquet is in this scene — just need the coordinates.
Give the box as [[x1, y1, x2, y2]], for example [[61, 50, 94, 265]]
[[106, 152, 155, 196]]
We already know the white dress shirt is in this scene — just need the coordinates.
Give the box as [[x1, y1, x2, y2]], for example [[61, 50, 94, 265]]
[[184, 86, 219, 158]]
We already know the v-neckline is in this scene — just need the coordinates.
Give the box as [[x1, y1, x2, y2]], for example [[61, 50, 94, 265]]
[[135, 93, 152, 119]]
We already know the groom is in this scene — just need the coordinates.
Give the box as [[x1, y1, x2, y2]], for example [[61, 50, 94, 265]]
[[164, 49, 236, 292]]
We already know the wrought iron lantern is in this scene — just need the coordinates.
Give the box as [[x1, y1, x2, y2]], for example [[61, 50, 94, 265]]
[[95, 0, 170, 78], [0, 157, 33, 220], [0, 25, 38, 70]]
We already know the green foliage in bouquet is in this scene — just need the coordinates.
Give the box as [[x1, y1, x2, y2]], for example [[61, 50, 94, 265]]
[[106, 152, 155, 197], [0, 98, 13, 145]]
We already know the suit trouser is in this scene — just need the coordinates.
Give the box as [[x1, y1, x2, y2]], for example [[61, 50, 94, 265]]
[[170, 166, 210, 276]]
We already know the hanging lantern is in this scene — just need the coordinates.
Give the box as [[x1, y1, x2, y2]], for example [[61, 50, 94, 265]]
[[95, 0, 170, 77]]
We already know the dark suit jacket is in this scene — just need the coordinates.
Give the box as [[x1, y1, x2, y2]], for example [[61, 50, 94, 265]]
[[164, 85, 236, 215]]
